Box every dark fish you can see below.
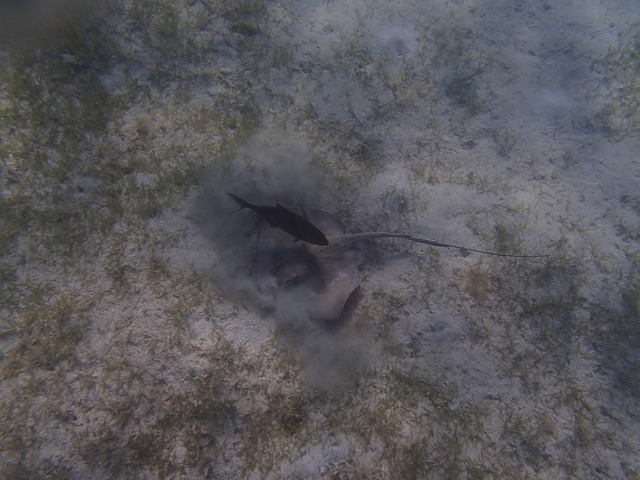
[226,193,329,246]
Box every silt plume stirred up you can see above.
[226,192,329,246]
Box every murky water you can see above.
[1,1,639,478]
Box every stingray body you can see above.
[252,206,547,326]
[227,193,329,246]
[255,208,362,325]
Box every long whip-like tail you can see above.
[326,232,549,258]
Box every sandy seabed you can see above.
[1,0,639,478]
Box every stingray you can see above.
[252,206,547,326]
